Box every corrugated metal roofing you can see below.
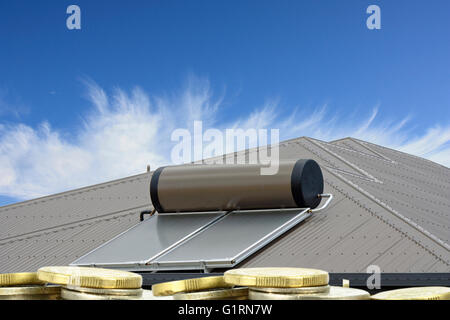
[0,174,152,273]
[0,137,449,273]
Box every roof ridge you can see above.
[328,137,352,144]
[338,137,394,161]
[305,137,383,183]
[352,138,450,172]
[327,139,396,164]
[330,137,450,185]
[324,165,381,183]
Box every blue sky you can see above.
[1,0,450,205]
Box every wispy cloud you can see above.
[0,76,449,201]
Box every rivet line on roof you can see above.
[360,161,450,188]
[359,140,449,175]
[0,174,150,213]
[388,149,447,173]
[298,140,389,213]
[306,138,383,183]
[334,141,450,187]
[296,139,353,174]
[324,169,450,266]
[354,165,450,189]
[377,197,450,221]
[370,174,450,202]
[247,177,437,272]
[339,138,393,162]
[326,166,380,183]
[0,210,139,246]
[328,140,396,164]
[2,217,138,265]
[342,180,449,258]
[356,178,450,209]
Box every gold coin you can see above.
[64,284,143,296]
[249,286,370,300]
[61,288,130,300]
[0,286,61,300]
[37,266,142,289]
[224,268,329,288]
[174,287,248,300]
[61,288,172,300]
[0,294,60,300]
[371,287,450,300]
[152,276,232,296]
[250,285,330,294]
[0,272,45,286]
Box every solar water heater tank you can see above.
[150,159,324,213]
[72,159,330,270]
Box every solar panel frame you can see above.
[70,208,310,272]
[70,211,227,268]
[149,208,311,271]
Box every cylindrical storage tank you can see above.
[150,159,324,213]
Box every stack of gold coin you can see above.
[153,275,246,300]
[371,287,450,300]
[0,272,61,300]
[37,266,145,300]
[224,267,370,300]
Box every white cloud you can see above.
[0,77,226,200]
[0,77,449,201]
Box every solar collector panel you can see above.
[151,208,310,270]
[71,212,226,267]
[70,208,310,271]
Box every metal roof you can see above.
[0,137,449,273]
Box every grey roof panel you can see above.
[0,173,151,241]
[238,174,449,272]
[323,139,450,245]
[0,211,139,273]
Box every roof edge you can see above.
[0,172,151,211]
